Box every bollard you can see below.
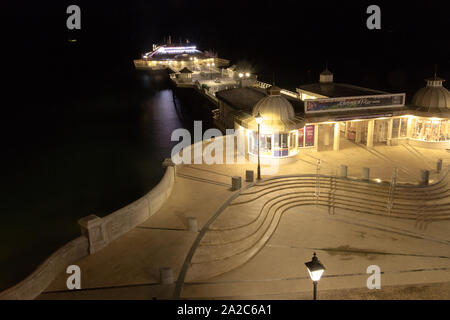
[187,217,198,232]
[420,170,430,185]
[362,167,370,180]
[162,158,176,179]
[231,176,242,190]
[160,267,174,285]
[437,159,443,173]
[245,170,254,182]
[340,165,348,178]
[162,158,175,167]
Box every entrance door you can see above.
[374,119,389,144]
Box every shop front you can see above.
[248,130,300,158]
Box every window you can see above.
[273,133,289,157]
[289,132,297,149]
[400,118,408,137]
[249,131,257,154]
[392,119,400,138]
[260,134,272,155]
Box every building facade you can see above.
[216,68,450,161]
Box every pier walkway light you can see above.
[305,252,326,300]
[245,72,250,77]
[255,112,264,180]
[239,73,244,78]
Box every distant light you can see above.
[245,72,250,77]
[374,178,382,183]
[239,73,244,78]
[212,63,215,66]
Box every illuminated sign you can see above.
[304,93,405,113]
[144,46,200,58]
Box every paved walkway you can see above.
[38,142,450,299]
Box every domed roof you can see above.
[236,86,304,132]
[412,75,450,112]
[252,88,295,121]
[246,86,303,131]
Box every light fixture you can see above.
[255,113,263,125]
[239,73,244,78]
[305,252,325,300]
[245,72,250,77]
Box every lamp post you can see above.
[255,112,263,180]
[305,252,325,300]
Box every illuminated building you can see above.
[134,40,229,72]
[216,67,450,161]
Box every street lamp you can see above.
[305,252,325,300]
[255,112,263,180]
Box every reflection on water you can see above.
[0,73,199,291]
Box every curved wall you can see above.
[0,165,176,300]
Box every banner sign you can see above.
[298,128,304,147]
[304,125,315,147]
[304,93,405,113]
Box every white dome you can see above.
[412,76,450,112]
[252,87,295,121]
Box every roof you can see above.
[250,95,297,131]
[412,84,450,113]
[297,82,388,98]
[179,67,193,73]
[216,87,305,131]
[216,87,304,114]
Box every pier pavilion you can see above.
[134,42,229,72]
[216,68,450,161]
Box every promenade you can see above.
[38,140,450,299]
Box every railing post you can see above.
[387,167,398,215]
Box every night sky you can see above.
[1,1,448,146]
[2,1,449,104]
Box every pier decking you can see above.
[37,141,450,300]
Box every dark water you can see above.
[0,67,201,291]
